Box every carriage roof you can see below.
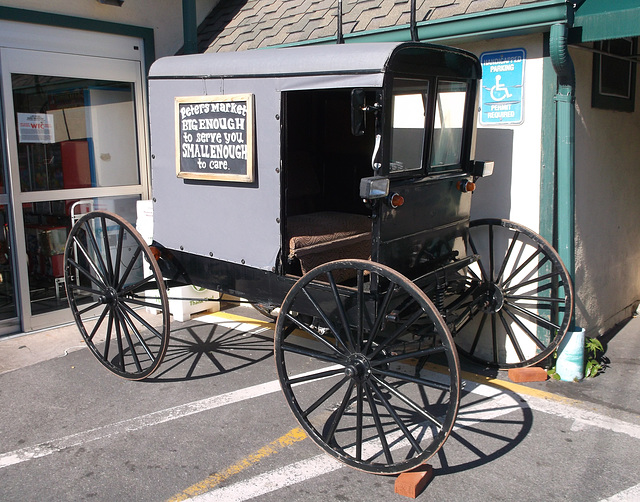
[149,42,481,82]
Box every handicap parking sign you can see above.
[480,49,525,125]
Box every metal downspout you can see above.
[549,23,576,322]
[182,0,198,54]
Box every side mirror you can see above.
[351,88,366,136]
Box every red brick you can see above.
[394,464,434,498]
[508,367,548,383]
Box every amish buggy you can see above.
[64,42,573,474]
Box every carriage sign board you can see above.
[480,49,525,125]
[175,93,255,182]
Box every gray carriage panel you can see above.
[149,76,282,270]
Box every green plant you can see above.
[584,337,604,378]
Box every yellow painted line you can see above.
[167,427,308,502]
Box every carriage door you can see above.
[376,77,473,279]
[1,47,149,332]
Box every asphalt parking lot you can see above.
[1,306,640,501]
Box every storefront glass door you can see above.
[1,48,149,332]
[0,119,20,335]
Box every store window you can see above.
[592,38,637,112]
[12,75,140,192]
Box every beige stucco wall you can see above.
[0,0,219,58]
[572,45,640,335]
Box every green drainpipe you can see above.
[182,0,198,54]
[549,22,576,325]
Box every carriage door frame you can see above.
[0,42,150,333]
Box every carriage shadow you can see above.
[143,320,274,383]
[432,384,534,475]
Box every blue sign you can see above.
[480,49,526,125]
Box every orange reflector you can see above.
[456,180,476,193]
[390,193,405,208]
[149,246,161,261]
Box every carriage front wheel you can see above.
[449,219,574,369]
[64,211,170,380]
[274,259,460,474]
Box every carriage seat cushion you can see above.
[287,211,371,274]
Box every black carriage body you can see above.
[148,42,482,303]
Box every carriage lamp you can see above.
[359,176,389,200]
[471,160,494,177]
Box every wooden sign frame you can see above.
[175,93,255,182]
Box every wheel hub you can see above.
[344,354,371,383]
[480,283,504,313]
[102,287,119,306]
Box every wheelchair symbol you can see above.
[490,75,512,101]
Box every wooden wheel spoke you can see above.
[115,308,143,372]
[468,234,488,282]
[284,312,346,358]
[301,375,350,418]
[323,380,355,446]
[502,249,545,289]
[502,271,563,295]
[120,274,159,297]
[363,382,394,465]
[287,367,345,386]
[368,379,422,453]
[281,341,345,366]
[82,221,111,283]
[100,216,115,280]
[77,300,104,317]
[363,281,397,353]
[120,307,156,361]
[505,300,561,332]
[119,301,165,340]
[301,287,350,353]
[87,306,110,342]
[102,310,114,361]
[372,366,451,393]
[327,271,356,352]
[468,312,487,356]
[372,375,444,430]
[71,237,110,289]
[355,384,364,461]
[494,230,520,284]
[497,311,526,362]
[503,306,547,351]
[370,345,445,368]
[116,245,143,291]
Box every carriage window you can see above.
[390,80,428,173]
[431,81,467,170]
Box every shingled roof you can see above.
[197,0,547,53]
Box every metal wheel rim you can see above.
[274,259,460,474]
[450,218,574,369]
[64,210,170,380]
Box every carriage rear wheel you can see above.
[274,259,460,474]
[64,211,170,380]
[449,219,574,369]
